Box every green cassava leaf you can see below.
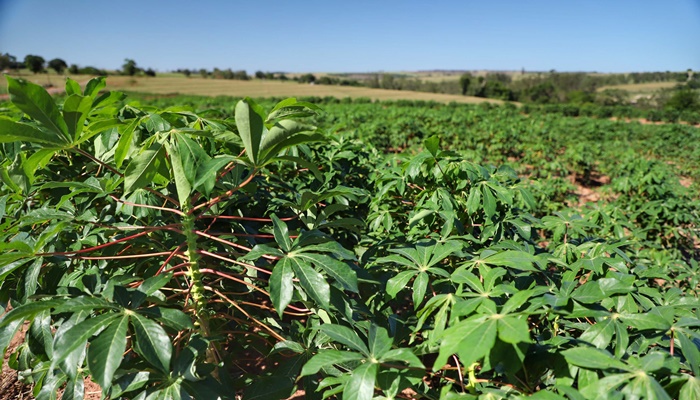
[424,135,440,158]
[435,316,497,370]
[290,258,330,310]
[318,324,369,355]
[270,258,295,317]
[131,313,173,372]
[236,98,265,165]
[53,313,120,370]
[87,314,129,391]
[343,361,377,400]
[300,350,365,376]
[62,94,92,140]
[562,347,630,371]
[6,76,70,142]
[0,118,68,147]
[124,142,167,193]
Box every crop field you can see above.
[1,78,699,399]
[106,75,503,104]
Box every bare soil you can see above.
[1,315,31,400]
[567,172,612,207]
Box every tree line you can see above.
[0,52,156,78]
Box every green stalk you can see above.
[181,201,211,341]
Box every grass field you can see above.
[104,76,505,103]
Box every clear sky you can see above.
[0,0,698,73]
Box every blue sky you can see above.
[0,0,698,73]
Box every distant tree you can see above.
[48,58,68,74]
[122,59,138,76]
[24,54,45,74]
[523,81,556,104]
[0,53,16,71]
[380,74,395,89]
[265,72,275,80]
[233,70,249,80]
[367,74,380,88]
[68,64,80,74]
[80,66,107,75]
[255,70,265,79]
[278,73,289,81]
[665,87,700,111]
[199,68,208,78]
[566,90,595,104]
[144,68,156,77]
[459,73,472,95]
[221,69,234,79]
[182,69,191,77]
[298,73,316,84]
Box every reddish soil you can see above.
[567,173,612,208]
[1,324,32,400]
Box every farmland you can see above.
[0,73,502,104]
[1,78,699,399]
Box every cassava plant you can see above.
[0,76,353,399]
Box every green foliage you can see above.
[122,58,138,76]
[23,54,45,74]
[47,58,68,75]
[665,87,700,112]
[0,80,698,400]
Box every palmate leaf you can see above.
[0,118,69,147]
[259,120,315,155]
[192,155,237,196]
[6,76,70,143]
[137,307,193,331]
[368,324,393,357]
[62,94,92,140]
[131,313,173,373]
[124,142,168,193]
[289,257,331,310]
[386,270,417,298]
[496,315,531,344]
[235,98,265,165]
[52,313,121,372]
[343,362,378,400]
[294,252,359,293]
[435,316,497,370]
[88,314,129,391]
[270,258,295,317]
[258,133,326,166]
[266,98,322,124]
[301,350,365,377]
[580,318,615,349]
[482,250,539,271]
[680,377,700,400]
[271,214,293,252]
[319,324,370,355]
[166,140,191,204]
[562,347,630,371]
[174,132,210,184]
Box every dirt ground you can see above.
[1,324,32,400]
